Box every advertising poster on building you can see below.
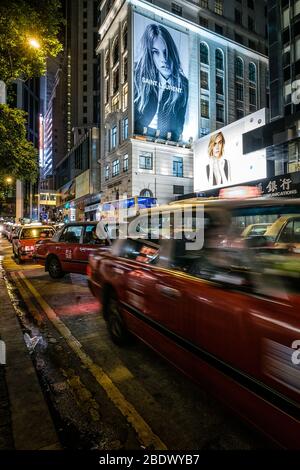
[133,13,189,142]
[194,109,267,191]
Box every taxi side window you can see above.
[279,221,293,243]
[119,239,159,264]
[60,226,82,243]
[83,225,107,245]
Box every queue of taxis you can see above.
[33,221,110,278]
[12,224,56,263]
[87,197,300,448]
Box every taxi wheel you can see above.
[48,257,65,279]
[16,250,23,264]
[106,293,130,346]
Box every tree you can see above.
[0,104,38,181]
[0,0,63,83]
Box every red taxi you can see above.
[88,198,300,448]
[12,224,56,263]
[34,221,110,278]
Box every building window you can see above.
[122,23,128,51]
[140,188,153,198]
[139,152,153,170]
[112,159,120,177]
[236,83,244,101]
[123,55,128,83]
[200,42,209,64]
[123,84,128,110]
[105,165,109,180]
[236,108,244,119]
[215,49,224,70]
[201,98,209,118]
[249,62,256,82]
[113,68,119,94]
[235,9,242,25]
[112,95,119,112]
[215,0,223,15]
[123,154,128,172]
[105,51,110,76]
[235,57,243,77]
[282,8,290,29]
[200,127,210,137]
[200,0,208,7]
[248,16,254,32]
[249,87,256,106]
[171,3,182,16]
[111,125,117,149]
[215,24,223,35]
[216,75,223,95]
[173,157,183,177]
[123,117,128,139]
[105,78,110,104]
[247,0,254,9]
[112,38,119,66]
[216,103,224,122]
[173,185,184,195]
[200,17,208,28]
[200,70,209,89]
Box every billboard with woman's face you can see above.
[194,109,267,191]
[133,13,189,142]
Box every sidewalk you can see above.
[0,238,60,450]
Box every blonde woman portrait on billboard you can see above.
[134,23,189,141]
[206,132,231,186]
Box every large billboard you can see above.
[194,109,267,191]
[133,13,189,142]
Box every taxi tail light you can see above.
[86,264,92,278]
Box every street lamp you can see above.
[28,38,41,50]
[5,177,13,184]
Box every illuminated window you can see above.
[201,98,209,118]
[111,126,117,149]
[215,0,223,15]
[123,154,128,172]
[123,117,128,140]
[200,70,209,89]
[200,43,209,64]
[112,95,119,112]
[249,62,256,82]
[105,165,109,180]
[112,159,120,177]
[215,49,224,70]
[123,84,128,110]
[235,57,243,78]
[139,152,153,170]
[173,157,183,177]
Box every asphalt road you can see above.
[1,237,272,450]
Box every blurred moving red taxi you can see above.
[88,197,300,448]
[12,224,55,263]
[34,221,110,278]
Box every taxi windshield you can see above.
[21,227,54,239]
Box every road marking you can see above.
[11,272,44,327]
[17,271,167,450]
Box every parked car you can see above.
[33,221,110,278]
[12,225,56,263]
[88,197,300,448]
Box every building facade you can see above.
[97,0,268,205]
[243,0,300,190]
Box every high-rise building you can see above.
[243,0,300,194]
[97,0,268,205]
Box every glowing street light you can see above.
[6,177,13,184]
[28,38,40,49]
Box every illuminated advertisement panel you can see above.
[133,12,189,142]
[194,109,267,191]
